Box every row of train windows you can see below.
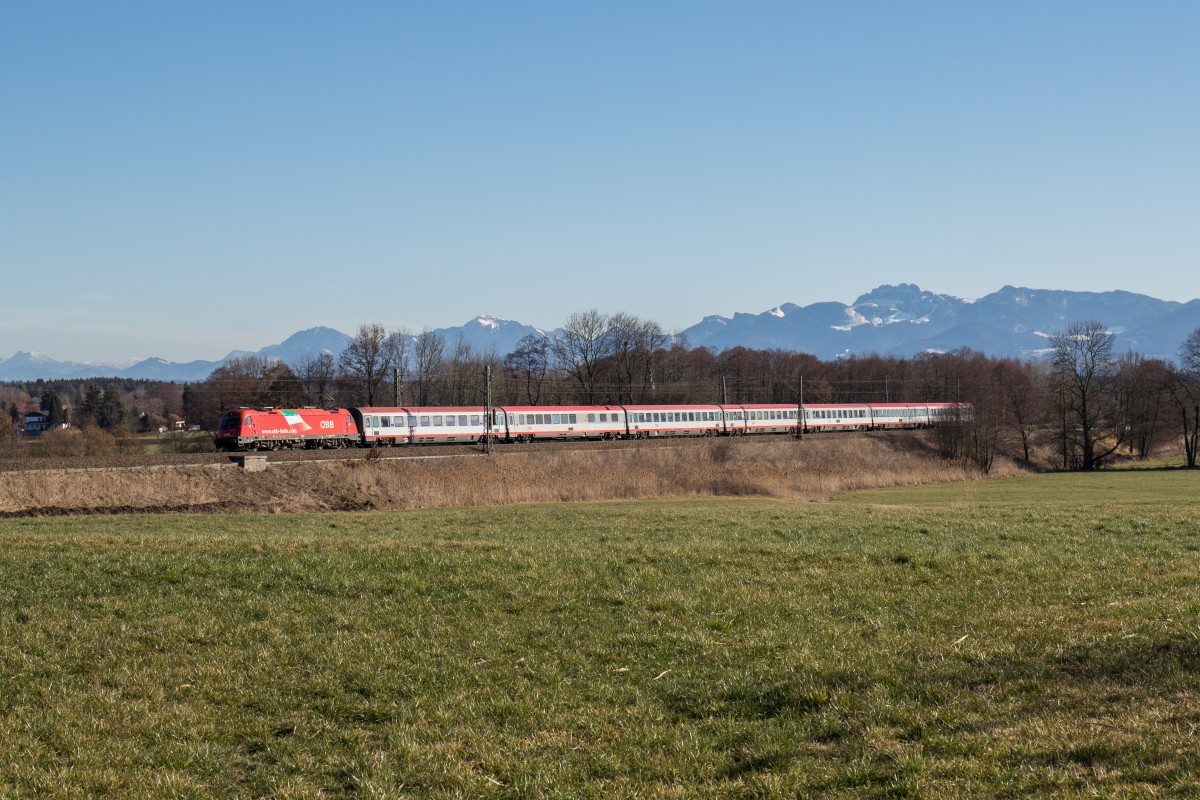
[744,410,799,421]
[371,415,481,428]
[511,413,583,426]
[634,411,717,423]
[728,410,799,422]
[807,409,867,419]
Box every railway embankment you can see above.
[0,433,1028,517]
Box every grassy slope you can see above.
[2,472,1199,797]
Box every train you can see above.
[215,402,969,451]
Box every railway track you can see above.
[0,429,919,476]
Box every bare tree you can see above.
[292,351,337,406]
[552,310,613,404]
[338,324,400,406]
[504,333,550,405]
[444,333,479,405]
[1166,327,1200,468]
[993,358,1043,463]
[413,327,446,405]
[1116,355,1169,459]
[607,313,668,403]
[1048,319,1125,470]
[384,328,412,405]
[194,356,302,428]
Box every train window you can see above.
[518,415,525,425]
[470,415,480,426]
[588,414,596,423]
[613,413,621,422]
[431,416,442,426]
[419,416,430,427]
[459,415,468,426]
[407,415,417,427]
[446,416,456,426]
[536,414,544,425]
[551,414,560,424]
[381,416,391,427]
[569,414,577,424]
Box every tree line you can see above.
[3,378,185,434]
[175,312,1200,472]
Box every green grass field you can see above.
[2,471,1199,797]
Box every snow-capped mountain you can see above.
[3,286,1198,381]
[680,284,1192,360]
[434,316,545,358]
[221,327,353,366]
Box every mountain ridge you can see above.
[3,285,1197,382]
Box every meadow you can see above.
[1,470,1198,797]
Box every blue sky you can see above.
[3,2,1198,362]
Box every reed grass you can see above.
[1,434,1016,516]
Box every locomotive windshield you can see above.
[218,412,240,430]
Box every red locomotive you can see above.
[215,407,359,451]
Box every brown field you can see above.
[0,433,1025,516]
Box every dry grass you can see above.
[0,434,1024,516]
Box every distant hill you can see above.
[681,284,1193,361]
[3,286,1197,382]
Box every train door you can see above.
[491,408,508,442]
